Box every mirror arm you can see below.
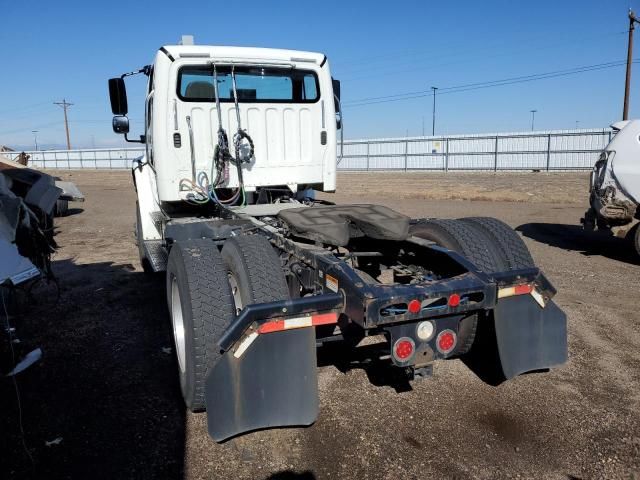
[120,65,152,79]
[125,133,146,144]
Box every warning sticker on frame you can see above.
[325,274,339,293]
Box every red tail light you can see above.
[393,337,415,362]
[436,329,457,354]
[407,299,421,314]
[448,294,461,307]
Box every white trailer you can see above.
[108,38,567,442]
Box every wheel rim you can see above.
[170,276,186,374]
[228,272,243,315]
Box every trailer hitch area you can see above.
[205,293,343,442]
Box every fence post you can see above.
[546,133,552,171]
[404,139,408,171]
[494,135,499,172]
[108,150,112,169]
[444,137,449,172]
[366,141,370,171]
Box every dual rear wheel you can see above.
[166,235,289,412]
[167,217,534,409]
[409,217,535,356]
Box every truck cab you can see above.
[109,42,341,258]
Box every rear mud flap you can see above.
[205,327,318,442]
[494,295,567,379]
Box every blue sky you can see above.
[1,0,638,149]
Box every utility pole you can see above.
[431,86,438,136]
[623,10,640,120]
[31,130,38,151]
[54,98,73,149]
[530,109,537,131]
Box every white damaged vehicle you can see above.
[584,120,640,256]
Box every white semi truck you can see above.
[583,120,640,256]
[108,39,567,442]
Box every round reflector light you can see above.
[408,299,421,314]
[416,320,435,341]
[448,293,461,307]
[437,329,457,354]
[393,337,415,361]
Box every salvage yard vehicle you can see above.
[108,38,568,442]
[583,120,640,257]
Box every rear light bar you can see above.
[498,283,545,307]
[257,312,338,334]
[234,312,339,359]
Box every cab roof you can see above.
[159,45,326,65]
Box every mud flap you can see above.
[494,295,567,379]
[205,327,319,442]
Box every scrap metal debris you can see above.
[0,152,84,301]
[0,156,60,287]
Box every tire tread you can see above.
[460,217,534,269]
[167,239,234,411]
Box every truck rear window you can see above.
[177,66,319,103]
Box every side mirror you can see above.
[112,115,130,134]
[332,78,341,102]
[332,78,342,130]
[109,78,128,115]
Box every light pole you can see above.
[623,10,640,120]
[530,110,537,131]
[32,130,38,151]
[431,86,438,136]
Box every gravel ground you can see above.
[1,170,639,480]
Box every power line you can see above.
[53,99,73,149]
[0,102,51,115]
[345,60,632,104]
[334,30,628,81]
[343,59,638,108]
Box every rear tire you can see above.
[166,239,235,412]
[460,217,534,269]
[221,235,290,310]
[410,219,508,273]
[409,219,509,355]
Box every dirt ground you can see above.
[1,170,640,480]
